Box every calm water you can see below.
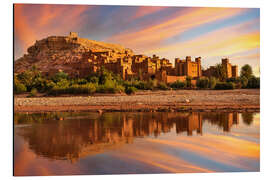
[14,112,260,176]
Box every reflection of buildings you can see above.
[202,112,239,132]
[175,113,202,136]
[15,112,241,162]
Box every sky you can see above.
[14,4,260,76]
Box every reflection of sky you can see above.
[14,4,260,76]
[14,113,260,176]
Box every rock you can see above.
[182,99,190,103]
[14,32,134,78]
[98,109,103,114]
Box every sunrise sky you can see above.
[14,4,260,76]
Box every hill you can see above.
[14,32,134,77]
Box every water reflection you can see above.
[14,112,255,163]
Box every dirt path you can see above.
[14,89,260,113]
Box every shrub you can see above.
[247,76,260,89]
[240,76,248,88]
[44,80,56,91]
[29,88,38,97]
[157,82,169,90]
[77,78,88,85]
[196,77,209,89]
[14,82,27,94]
[16,71,34,91]
[114,85,125,93]
[137,81,148,90]
[185,76,192,88]
[215,82,235,90]
[55,79,70,89]
[96,83,124,93]
[49,83,97,95]
[146,79,158,90]
[125,86,137,95]
[134,80,155,90]
[209,77,217,89]
[87,76,99,84]
[170,80,186,89]
[52,71,69,83]
[69,83,96,94]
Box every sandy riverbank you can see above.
[14,89,260,113]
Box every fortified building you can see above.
[14,32,239,83]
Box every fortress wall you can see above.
[166,76,186,83]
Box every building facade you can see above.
[202,58,238,79]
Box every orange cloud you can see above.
[14,4,38,53]
[107,7,247,52]
[143,19,260,62]
[14,4,90,59]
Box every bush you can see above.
[49,83,97,95]
[96,82,124,93]
[137,81,148,90]
[29,88,38,97]
[16,71,34,91]
[44,80,56,91]
[247,76,260,89]
[240,76,248,88]
[209,77,217,89]
[77,78,88,85]
[147,79,158,90]
[55,79,70,89]
[215,82,235,90]
[14,82,27,94]
[157,82,169,90]
[87,76,99,84]
[185,76,192,88]
[170,80,186,89]
[196,77,209,89]
[52,71,69,83]
[125,86,137,95]
[134,80,155,90]
[70,83,96,94]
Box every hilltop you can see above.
[14,32,134,76]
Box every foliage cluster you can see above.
[14,64,260,95]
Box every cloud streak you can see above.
[143,18,260,64]
[14,4,90,59]
[107,7,248,52]
[14,4,260,74]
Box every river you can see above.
[14,112,260,176]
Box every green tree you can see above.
[247,76,260,89]
[196,77,209,89]
[209,77,217,89]
[186,76,192,88]
[240,64,253,79]
[14,76,27,94]
[213,63,227,81]
[52,71,69,83]
[240,76,248,88]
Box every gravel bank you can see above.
[14,89,260,112]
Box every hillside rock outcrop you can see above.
[15,32,134,77]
